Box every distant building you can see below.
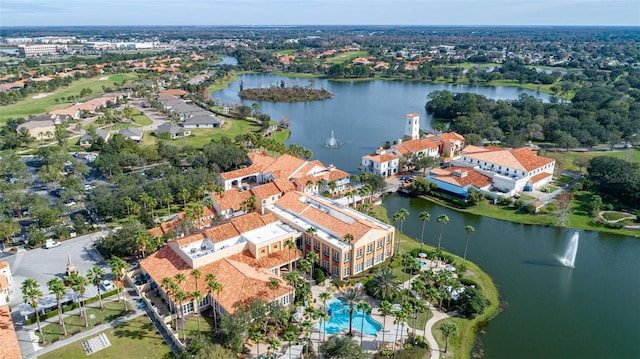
[17,44,67,58]
[154,123,191,139]
[118,127,144,142]
[16,114,62,140]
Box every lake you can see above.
[212,74,639,358]
[211,74,554,172]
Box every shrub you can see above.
[332,278,346,288]
[314,268,326,285]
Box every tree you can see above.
[54,124,70,147]
[319,291,332,342]
[191,290,204,332]
[268,277,281,301]
[87,266,105,310]
[573,157,590,174]
[161,193,174,215]
[66,271,90,327]
[378,301,393,348]
[419,211,431,251]
[107,256,128,311]
[284,238,297,271]
[305,249,319,282]
[356,301,371,347]
[250,331,266,358]
[22,278,44,343]
[556,192,574,226]
[436,214,449,251]
[47,277,68,336]
[367,268,400,301]
[343,233,354,244]
[206,274,223,329]
[440,322,458,353]
[463,225,475,266]
[338,287,365,336]
[392,208,409,257]
[175,289,188,341]
[319,335,368,359]
[393,308,408,352]
[267,336,282,357]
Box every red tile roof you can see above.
[432,166,492,189]
[529,172,552,183]
[363,153,398,163]
[0,305,21,359]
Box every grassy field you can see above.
[141,118,260,150]
[130,109,153,126]
[274,49,296,55]
[37,301,127,344]
[39,316,172,359]
[546,149,640,173]
[0,73,138,123]
[324,51,369,65]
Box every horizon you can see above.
[1,0,638,27]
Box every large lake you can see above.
[211,74,554,172]
[212,74,639,358]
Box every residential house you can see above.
[429,132,465,158]
[183,113,224,129]
[79,129,111,147]
[119,127,144,142]
[16,114,61,140]
[154,123,191,139]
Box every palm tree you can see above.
[356,301,372,347]
[107,256,128,311]
[47,277,68,336]
[343,233,354,244]
[369,267,400,301]
[378,300,393,347]
[250,331,266,357]
[267,336,282,357]
[436,214,449,251]
[305,179,314,193]
[86,266,105,310]
[419,211,431,251]
[440,322,458,353]
[66,272,89,327]
[161,193,173,215]
[207,277,223,329]
[268,278,280,301]
[318,291,332,342]
[283,330,296,358]
[392,208,409,257]
[393,308,408,352]
[178,188,190,211]
[298,259,312,280]
[338,287,365,336]
[284,238,297,271]
[161,277,177,329]
[174,289,187,341]
[191,269,202,293]
[284,271,301,304]
[174,272,187,289]
[122,196,135,221]
[305,226,318,251]
[463,225,475,266]
[21,278,44,343]
[305,250,319,282]
[191,290,203,332]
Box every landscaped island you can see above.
[239,85,334,102]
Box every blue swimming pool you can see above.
[321,300,382,335]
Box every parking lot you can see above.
[2,229,111,308]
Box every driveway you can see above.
[2,229,111,308]
[128,98,168,131]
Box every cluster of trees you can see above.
[587,156,640,207]
[239,85,334,102]
[426,83,639,148]
[0,73,79,105]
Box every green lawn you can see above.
[547,149,640,173]
[274,49,296,55]
[324,51,369,65]
[37,301,128,344]
[131,110,153,126]
[0,73,138,123]
[38,316,172,359]
[141,118,260,150]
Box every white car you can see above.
[100,280,116,292]
[45,240,61,249]
[64,200,77,207]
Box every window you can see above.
[386,235,391,244]
[305,237,311,245]
[333,266,339,276]
[315,241,320,250]
[344,253,351,263]
[324,247,329,256]
[261,249,266,254]
[355,262,364,273]
[375,254,384,263]
[273,244,278,250]
[377,240,383,249]
[344,267,350,277]
[356,248,363,259]
[385,249,390,257]
[366,258,374,268]
[199,296,209,308]
[281,294,290,306]
[333,252,339,262]
[324,260,329,270]
[182,301,194,315]
[367,244,373,254]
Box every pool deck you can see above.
[242,269,453,359]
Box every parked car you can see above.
[64,200,77,207]
[100,280,116,292]
[45,239,61,249]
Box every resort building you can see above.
[17,44,68,57]
[448,145,556,196]
[15,114,62,140]
[0,262,20,359]
[140,212,299,317]
[361,148,400,177]
[218,152,351,196]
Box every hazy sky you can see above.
[1,0,638,27]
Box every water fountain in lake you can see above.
[559,231,579,268]
[325,130,340,149]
